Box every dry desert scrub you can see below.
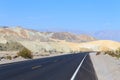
[17,48,33,59]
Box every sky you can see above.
[0,0,120,32]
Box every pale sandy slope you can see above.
[18,40,81,53]
[79,40,120,51]
[18,40,120,53]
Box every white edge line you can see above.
[70,54,88,80]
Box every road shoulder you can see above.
[90,52,120,80]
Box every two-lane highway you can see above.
[0,53,98,80]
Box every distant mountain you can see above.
[0,26,96,43]
[0,26,96,53]
[51,32,95,42]
[90,31,120,41]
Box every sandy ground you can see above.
[0,51,72,65]
[90,53,120,80]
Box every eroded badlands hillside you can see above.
[0,26,120,59]
[0,26,96,53]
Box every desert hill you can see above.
[0,26,120,58]
[79,40,120,51]
[0,26,96,43]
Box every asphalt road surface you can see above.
[0,53,98,80]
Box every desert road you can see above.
[0,52,98,80]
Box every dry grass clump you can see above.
[6,56,12,60]
[96,52,101,55]
[104,48,120,58]
[115,48,120,58]
[95,47,120,59]
[17,48,33,59]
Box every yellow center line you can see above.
[53,60,58,62]
[32,65,42,69]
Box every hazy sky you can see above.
[0,0,120,32]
